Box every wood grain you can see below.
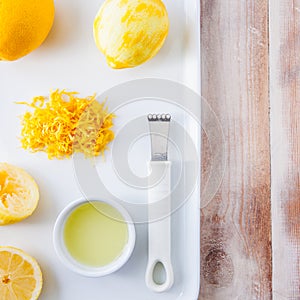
[199,1,271,299]
[270,1,300,299]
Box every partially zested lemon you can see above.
[93,0,169,69]
[0,163,39,225]
[0,247,43,300]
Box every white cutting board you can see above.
[0,0,201,299]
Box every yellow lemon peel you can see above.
[18,90,115,159]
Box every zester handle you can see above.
[145,161,174,293]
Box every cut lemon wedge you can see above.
[0,163,39,225]
[0,247,43,300]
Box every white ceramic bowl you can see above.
[53,198,136,277]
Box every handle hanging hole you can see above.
[153,261,167,285]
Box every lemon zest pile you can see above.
[18,90,115,159]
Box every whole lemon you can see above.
[94,0,169,69]
[0,0,55,61]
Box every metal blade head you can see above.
[148,114,171,161]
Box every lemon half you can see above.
[0,163,39,225]
[94,0,169,69]
[0,247,43,300]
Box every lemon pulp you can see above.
[64,202,128,267]
[0,163,39,225]
[0,247,43,300]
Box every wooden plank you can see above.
[270,1,300,299]
[199,1,271,299]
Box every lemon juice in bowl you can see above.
[64,202,128,267]
[53,199,136,276]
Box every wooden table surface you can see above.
[199,1,299,299]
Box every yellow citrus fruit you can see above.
[93,0,169,69]
[0,163,39,225]
[0,247,43,300]
[0,0,55,61]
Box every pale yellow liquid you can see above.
[64,202,128,267]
